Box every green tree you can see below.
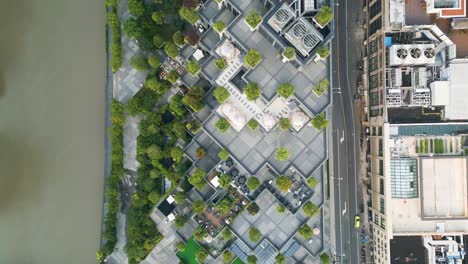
[192,199,206,214]
[174,215,188,228]
[173,31,185,46]
[153,33,165,48]
[316,46,330,58]
[164,42,180,58]
[247,255,257,264]
[105,0,119,7]
[148,55,160,68]
[311,112,329,130]
[277,83,295,98]
[215,118,231,133]
[169,94,187,117]
[215,58,227,69]
[243,83,261,101]
[187,60,201,75]
[278,118,292,131]
[283,47,296,60]
[247,119,259,130]
[195,147,206,159]
[275,147,291,161]
[126,88,160,116]
[275,253,286,264]
[130,55,150,71]
[214,86,230,103]
[165,70,179,84]
[246,177,260,190]
[189,168,206,189]
[213,21,226,32]
[148,191,161,204]
[218,173,231,188]
[193,226,208,242]
[179,6,200,24]
[223,250,233,263]
[196,248,208,263]
[248,227,262,242]
[221,228,233,240]
[128,0,144,17]
[298,224,313,239]
[244,49,262,68]
[176,241,186,251]
[123,18,140,39]
[183,86,205,112]
[218,149,229,160]
[277,204,286,213]
[151,11,165,24]
[174,191,186,204]
[217,197,233,214]
[275,176,292,192]
[171,146,184,163]
[313,78,330,96]
[320,253,331,264]
[247,202,260,215]
[107,12,120,27]
[303,201,319,216]
[245,11,262,29]
[314,5,332,26]
[307,177,318,188]
[145,77,169,94]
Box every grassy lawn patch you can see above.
[232,257,245,264]
[177,237,201,264]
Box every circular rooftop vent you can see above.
[293,22,307,38]
[424,48,435,58]
[396,48,408,59]
[303,33,318,48]
[275,8,291,24]
[410,48,421,59]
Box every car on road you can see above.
[359,204,364,213]
[354,215,360,228]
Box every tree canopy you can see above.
[215,58,227,70]
[244,49,262,68]
[311,112,329,130]
[169,94,187,117]
[320,253,332,264]
[275,253,286,264]
[246,177,260,190]
[195,248,208,263]
[303,201,319,216]
[170,146,184,163]
[192,199,206,214]
[247,202,260,215]
[298,224,313,239]
[278,118,292,131]
[145,77,169,94]
[176,241,186,251]
[165,70,180,84]
[275,175,292,192]
[164,42,180,58]
[128,0,144,17]
[148,55,160,68]
[130,55,150,71]
[187,60,201,76]
[174,215,187,228]
[173,31,185,46]
[245,11,262,29]
[247,255,257,264]
[151,11,165,24]
[179,6,200,24]
[247,119,259,130]
[221,227,233,241]
[215,118,231,133]
[277,83,295,98]
[223,250,234,262]
[217,197,233,214]
[314,5,332,26]
[213,21,226,33]
[275,147,291,161]
[214,86,230,103]
[316,46,330,58]
[174,191,186,204]
[218,173,231,188]
[248,227,262,242]
[313,78,329,96]
[283,47,296,60]
[243,83,261,101]
[307,177,319,188]
[218,149,229,160]
[189,168,206,189]
[193,226,207,242]
[184,30,200,46]
[183,86,205,112]
[277,204,286,213]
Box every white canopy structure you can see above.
[261,114,277,131]
[221,103,247,131]
[290,111,309,131]
[217,40,239,61]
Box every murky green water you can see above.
[0,0,105,263]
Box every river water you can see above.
[0,0,105,263]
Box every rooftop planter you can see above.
[316,45,330,60]
[244,11,263,31]
[213,86,230,103]
[173,31,185,47]
[313,78,330,96]
[215,117,231,133]
[243,82,261,101]
[165,70,180,84]
[213,20,226,33]
[184,30,200,47]
[311,112,329,130]
[244,49,262,68]
[179,6,200,25]
[282,47,296,62]
[215,58,227,70]
[274,147,291,162]
[187,60,201,76]
[277,82,295,99]
[183,86,205,112]
[313,5,332,28]
[164,42,180,58]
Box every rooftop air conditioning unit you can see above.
[396,48,408,59]
[424,47,435,58]
[410,48,421,59]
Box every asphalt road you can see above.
[330,0,365,262]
